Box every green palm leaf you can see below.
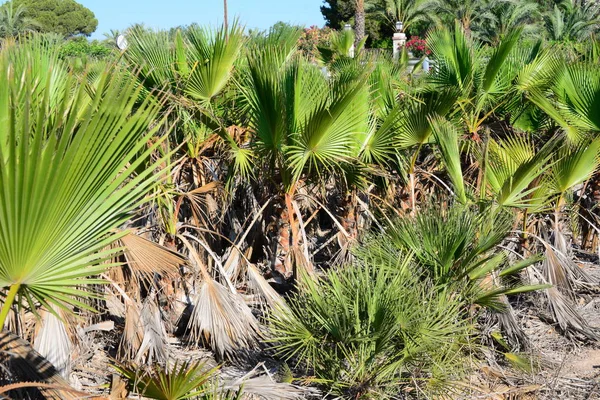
[0,49,166,322]
[430,116,468,204]
[486,135,557,208]
[185,23,244,102]
[550,139,600,194]
[115,360,220,400]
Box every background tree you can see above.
[0,1,39,38]
[322,0,397,45]
[376,0,432,33]
[355,0,366,43]
[542,0,600,42]
[8,0,97,36]
[473,0,540,44]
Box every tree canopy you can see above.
[8,0,97,36]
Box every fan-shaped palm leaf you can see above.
[0,48,167,326]
[430,116,468,203]
[185,23,244,103]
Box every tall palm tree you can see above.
[355,0,366,43]
[543,0,600,42]
[224,0,228,33]
[239,40,371,276]
[429,0,490,36]
[378,0,433,33]
[474,0,541,44]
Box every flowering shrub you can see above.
[298,26,332,61]
[406,36,430,58]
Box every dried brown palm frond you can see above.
[246,263,285,309]
[0,331,79,399]
[551,228,594,289]
[223,199,273,283]
[119,298,144,361]
[33,309,73,379]
[522,231,599,341]
[494,296,529,349]
[220,364,320,399]
[119,230,187,281]
[176,181,222,228]
[178,236,260,359]
[545,287,600,341]
[136,294,169,364]
[542,238,575,295]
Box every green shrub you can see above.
[384,203,545,310]
[58,37,112,59]
[267,254,474,399]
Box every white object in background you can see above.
[423,57,430,72]
[393,21,406,60]
[116,34,128,51]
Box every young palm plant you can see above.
[238,41,371,277]
[268,254,473,399]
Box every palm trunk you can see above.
[355,0,366,45]
[274,190,314,280]
[224,0,229,34]
[463,17,471,38]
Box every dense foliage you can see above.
[58,36,112,59]
[321,0,600,46]
[8,0,97,36]
[0,3,600,399]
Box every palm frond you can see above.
[0,50,167,321]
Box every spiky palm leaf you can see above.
[115,360,221,400]
[242,49,370,191]
[268,259,472,399]
[386,203,547,309]
[0,44,167,325]
[485,135,557,208]
[430,116,468,203]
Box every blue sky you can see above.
[79,0,327,39]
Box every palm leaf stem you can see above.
[0,282,19,328]
[408,144,422,215]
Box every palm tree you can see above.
[429,0,483,36]
[224,0,228,33]
[239,39,371,276]
[377,0,434,33]
[474,0,541,44]
[543,0,600,42]
[0,1,39,39]
[0,42,167,328]
[355,0,366,44]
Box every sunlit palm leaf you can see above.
[549,139,600,194]
[185,23,244,102]
[0,49,166,318]
[430,116,468,203]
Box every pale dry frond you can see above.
[119,298,144,361]
[119,231,187,280]
[546,287,600,341]
[246,263,285,309]
[186,279,260,359]
[33,310,72,379]
[136,295,169,364]
[179,236,260,359]
[221,364,319,399]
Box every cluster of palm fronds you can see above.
[0,17,600,399]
